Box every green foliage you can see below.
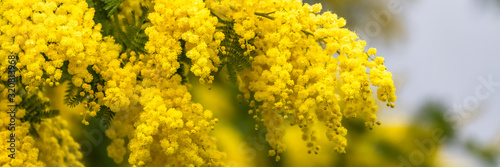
[176,39,191,84]
[103,0,124,16]
[87,0,124,16]
[91,0,149,55]
[86,65,106,96]
[466,141,499,166]
[16,88,60,137]
[64,81,85,108]
[414,101,455,138]
[212,13,254,85]
[216,19,253,69]
[89,0,113,35]
[59,61,73,82]
[61,64,115,122]
[254,11,275,20]
[114,6,150,54]
[1,54,59,137]
[18,94,60,124]
[96,105,115,122]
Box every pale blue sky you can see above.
[307,0,500,165]
[372,0,500,165]
[376,0,500,143]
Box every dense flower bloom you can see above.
[0,0,108,165]
[0,91,83,166]
[207,0,397,157]
[1,0,396,166]
[145,0,222,84]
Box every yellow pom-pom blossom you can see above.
[145,0,222,84]
[0,0,116,90]
[0,0,122,125]
[98,0,226,166]
[207,0,397,157]
[0,122,43,167]
[0,89,83,166]
[0,98,42,166]
[34,116,84,167]
[104,63,225,166]
[0,0,106,165]
[0,0,225,165]
[1,0,397,165]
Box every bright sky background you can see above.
[370,0,500,165]
[375,0,500,143]
[307,0,500,165]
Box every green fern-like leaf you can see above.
[91,0,113,36]
[59,61,72,82]
[226,64,238,85]
[114,6,150,54]
[96,105,115,121]
[39,110,60,119]
[103,0,124,16]
[87,65,106,93]
[18,94,60,124]
[28,123,39,138]
[64,82,84,108]
[211,14,254,85]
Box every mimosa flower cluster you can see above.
[0,92,84,166]
[0,0,396,166]
[208,0,396,158]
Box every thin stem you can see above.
[255,12,275,20]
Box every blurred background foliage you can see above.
[48,0,500,166]
[480,0,500,8]
[304,0,408,44]
[190,73,500,167]
[52,79,500,166]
